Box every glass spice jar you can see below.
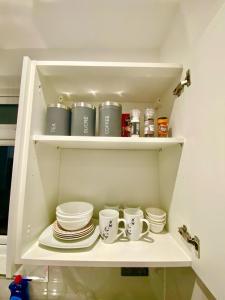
[144,108,155,137]
[130,109,140,137]
[157,117,169,137]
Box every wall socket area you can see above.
[121,268,149,277]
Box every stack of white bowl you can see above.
[145,207,166,233]
[55,202,94,239]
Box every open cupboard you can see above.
[7,59,190,267]
[4,2,225,299]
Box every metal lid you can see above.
[48,103,69,110]
[99,101,122,108]
[72,102,95,110]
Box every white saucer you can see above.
[39,224,100,249]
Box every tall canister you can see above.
[99,101,122,136]
[71,102,96,136]
[46,103,70,135]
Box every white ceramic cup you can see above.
[124,208,150,241]
[99,209,126,243]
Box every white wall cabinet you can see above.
[5,1,225,299]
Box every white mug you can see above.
[124,208,150,241]
[104,204,123,215]
[99,209,126,243]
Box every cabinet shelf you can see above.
[21,232,191,268]
[36,61,183,103]
[33,135,184,150]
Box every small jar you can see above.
[157,117,169,137]
[144,108,155,137]
[130,109,140,137]
[71,102,96,136]
[46,103,70,135]
[121,113,131,137]
[99,101,122,137]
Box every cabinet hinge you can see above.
[178,225,200,258]
[173,69,191,97]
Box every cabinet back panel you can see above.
[58,149,159,215]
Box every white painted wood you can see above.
[0,125,16,140]
[159,2,225,299]
[37,61,182,103]
[0,236,7,245]
[6,58,187,277]
[59,149,160,213]
[0,245,6,275]
[20,232,191,268]
[0,97,19,104]
[33,135,184,150]
[0,140,15,146]
[6,57,33,277]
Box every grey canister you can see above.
[71,102,96,136]
[99,101,122,136]
[46,103,70,135]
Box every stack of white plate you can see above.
[55,201,94,240]
[145,207,166,233]
[53,220,95,240]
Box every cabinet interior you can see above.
[17,62,184,261]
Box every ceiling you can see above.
[0,0,180,94]
[0,0,180,50]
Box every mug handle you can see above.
[116,218,127,239]
[140,218,150,238]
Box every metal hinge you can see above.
[173,69,191,97]
[178,225,200,258]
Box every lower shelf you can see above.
[20,232,191,268]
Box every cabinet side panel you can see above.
[6,57,33,277]
[19,72,60,257]
[159,2,225,298]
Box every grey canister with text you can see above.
[71,102,96,136]
[99,101,122,137]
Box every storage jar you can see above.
[99,101,122,136]
[71,102,96,136]
[46,103,70,135]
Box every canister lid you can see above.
[72,102,96,110]
[48,103,69,110]
[99,101,122,108]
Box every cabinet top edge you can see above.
[30,60,183,69]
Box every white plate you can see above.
[54,227,95,240]
[39,224,100,249]
[53,222,94,236]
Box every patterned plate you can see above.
[53,226,95,240]
[53,226,94,238]
[53,220,94,236]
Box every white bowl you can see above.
[148,218,166,225]
[146,207,166,219]
[57,202,93,216]
[147,216,166,224]
[56,210,92,221]
[150,222,165,234]
[57,216,91,231]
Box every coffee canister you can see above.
[71,102,96,136]
[46,103,70,135]
[99,101,122,136]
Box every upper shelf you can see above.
[36,61,183,103]
[33,135,184,150]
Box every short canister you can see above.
[99,101,122,137]
[71,102,96,136]
[46,103,70,135]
